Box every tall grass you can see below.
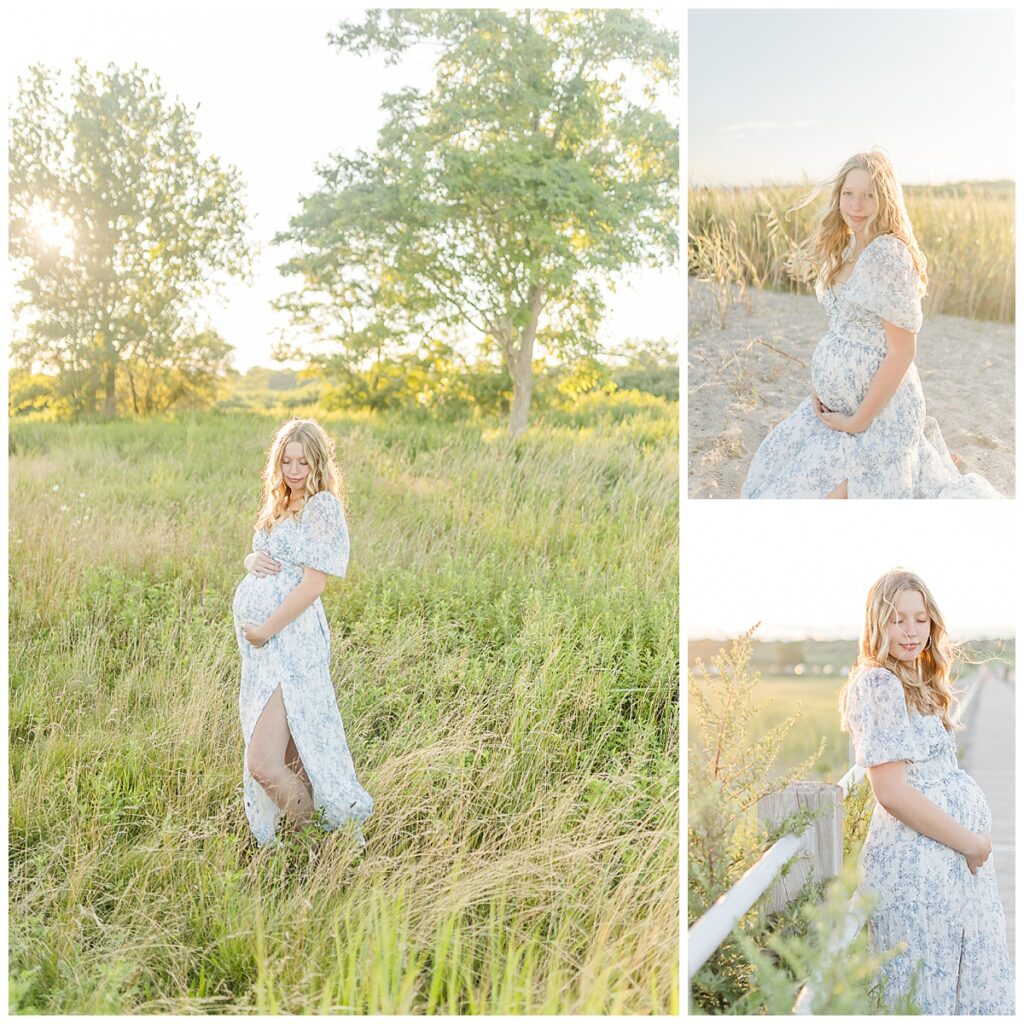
[686,676,847,785]
[689,182,1014,324]
[9,403,679,1013]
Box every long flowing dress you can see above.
[845,667,1014,1014]
[232,489,372,847]
[741,233,1002,498]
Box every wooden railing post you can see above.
[757,781,843,916]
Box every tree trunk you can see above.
[103,357,117,418]
[508,357,534,439]
[100,319,118,418]
[127,367,140,416]
[507,284,544,438]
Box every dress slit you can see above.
[247,679,296,783]
[953,925,966,1012]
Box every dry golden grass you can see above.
[689,182,1014,327]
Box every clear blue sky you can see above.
[689,8,1014,187]
[7,3,680,373]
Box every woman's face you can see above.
[839,168,878,235]
[887,588,931,662]
[281,440,310,494]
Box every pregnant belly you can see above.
[863,771,992,903]
[810,332,882,415]
[912,768,992,834]
[233,573,290,626]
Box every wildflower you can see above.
[52,484,60,492]
[79,492,86,498]
[59,504,68,512]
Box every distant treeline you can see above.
[688,636,1015,673]
[216,339,678,418]
[10,338,677,422]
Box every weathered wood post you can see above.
[757,781,843,916]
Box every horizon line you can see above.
[688,176,1015,191]
[689,631,1016,643]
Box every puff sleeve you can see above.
[845,234,923,333]
[301,490,349,577]
[845,668,917,767]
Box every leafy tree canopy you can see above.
[9,61,252,418]
[275,9,678,435]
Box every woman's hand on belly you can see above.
[248,552,282,578]
[811,391,833,417]
[814,399,867,434]
[241,621,269,648]
[965,831,992,875]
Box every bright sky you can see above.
[686,501,1018,640]
[6,2,680,374]
[688,8,1015,187]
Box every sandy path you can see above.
[687,278,1015,498]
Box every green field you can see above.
[688,663,1008,788]
[9,404,679,1013]
[688,675,848,784]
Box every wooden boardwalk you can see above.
[959,665,1015,961]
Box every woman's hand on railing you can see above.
[964,831,992,875]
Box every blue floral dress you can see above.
[845,667,1014,1013]
[232,489,372,846]
[741,234,1002,498]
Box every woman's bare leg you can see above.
[826,479,848,499]
[247,684,313,827]
[285,732,313,803]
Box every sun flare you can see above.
[28,201,75,258]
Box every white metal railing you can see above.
[687,830,810,980]
[835,762,866,799]
[688,668,988,1013]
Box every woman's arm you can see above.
[244,568,327,646]
[817,320,916,433]
[868,761,987,861]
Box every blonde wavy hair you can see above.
[838,568,962,733]
[253,418,347,534]
[785,148,929,294]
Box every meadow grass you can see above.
[686,675,847,785]
[688,183,1014,325]
[8,402,679,1013]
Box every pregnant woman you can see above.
[742,149,1001,498]
[232,417,372,847]
[839,568,1013,1014]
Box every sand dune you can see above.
[687,278,1015,498]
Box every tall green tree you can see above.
[275,9,678,436]
[9,62,252,418]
